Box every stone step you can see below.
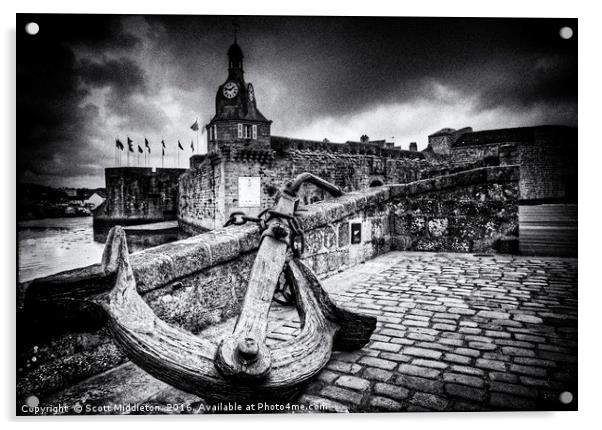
[518,204,577,257]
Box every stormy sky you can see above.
[17,14,577,188]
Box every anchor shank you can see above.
[215,192,297,380]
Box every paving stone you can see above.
[362,367,393,382]
[454,348,481,358]
[409,392,449,411]
[443,353,472,365]
[489,392,536,410]
[513,357,556,368]
[448,307,476,316]
[378,352,413,363]
[490,382,538,398]
[368,396,402,411]
[468,342,497,351]
[513,314,544,324]
[450,365,484,376]
[370,341,402,353]
[411,359,448,370]
[320,386,364,406]
[379,328,406,339]
[334,375,371,392]
[485,330,512,339]
[439,338,464,347]
[501,347,536,357]
[398,364,441,379]
[477,310,511,319]
[443,373,485,388]
[445,383,487,402]
[407,332,436,342]
[403,347,443,360]
[326,360,362,374]
[433,323,457,331]
[373,382,410,400]
[317,370,339,383]
[395,375,443,394]
[489,371,518,383]
[358,356,398,370]
[509,364,547,377]
[475,358,507,371]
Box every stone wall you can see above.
[449,126,577,202]
[18,165,518,401]
[94,167,187,228]
[178,136,432,231]
[390,167,519,252]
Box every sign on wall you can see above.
[238,176,261,207]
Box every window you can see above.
[238,123,257,139]
[211,124,217,140]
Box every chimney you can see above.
[409,142,417,152]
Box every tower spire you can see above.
[233,21,239,43]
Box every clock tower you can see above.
[206,37,272,154]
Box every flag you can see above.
[145,138,151,153]
[178,140,183,150]
[138,145,143,154]
[190,120,199,131]
[162,148,165,156]
[190,140,194,151]
[127,137,134,152]
[115,139,124,150]
[161,139,166,148]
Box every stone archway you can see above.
[369,176,385,188]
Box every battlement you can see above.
[452,125,576,147]
[270,136,425,160]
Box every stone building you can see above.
[178,41,432,233]
[93,167,186,229]
[427,125,577,203]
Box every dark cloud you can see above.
[79,57,147,96]
[17,14,577,187]
[17,14,143,186]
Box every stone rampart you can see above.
[93,167,186,229]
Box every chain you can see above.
[224,208,304,306]
[224,209,305,257]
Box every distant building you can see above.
[427,125,577,203]
[84,192,106,209]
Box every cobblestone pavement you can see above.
[293,252,578,412]
[39,251,577,414]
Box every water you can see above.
[18,217,188,283]
[18,217,105,283]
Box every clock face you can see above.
[223,81,239,99]
[248,84,255,102]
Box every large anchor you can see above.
[93,173,376,404]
